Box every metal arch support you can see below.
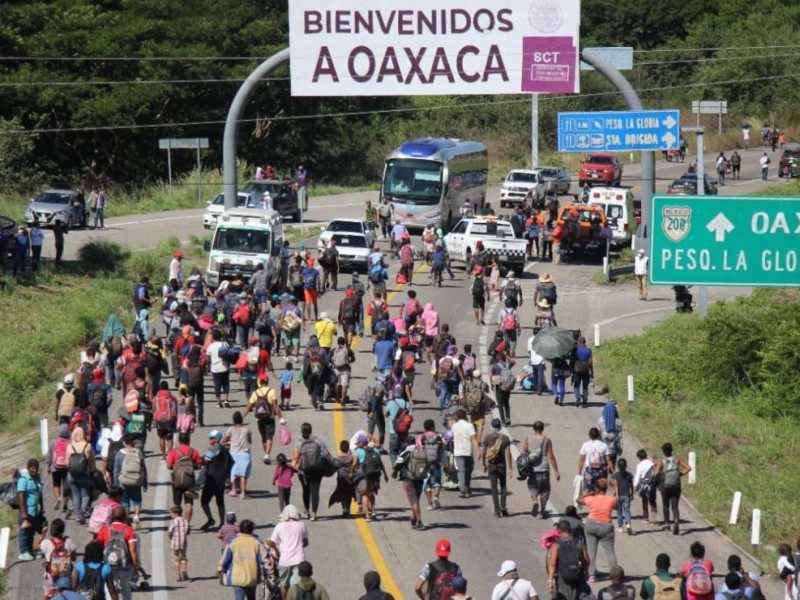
[222,47,290,210]
[580,48,655,244]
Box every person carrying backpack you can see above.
[72,540,119,600]
[153,381,178,460]
[470,267,487,325]
[521,421,561,519]
[680,542,715,600]
[547,519,590,600]
[292,423,331,521]
[85,368,113,429]
[66,427,95,526]
[491,352,516,426]
[330,336,355,404]
[96,507,139,599]
[578,427,613,494]
[533,273,558,311]
[55,373,78,426]
[338,288,359,346]
[166,432,203,524]
[481,419,512,518]
[655,443,691,536]
[497,299,520,356]
[319,240,340,293]
[286,560,331,600]
[360,571,395,600]
[352,437,388,521]
[40,518,77,599]
[414,539,462,600]
[47,424,72,513]
[437,345,464,414]
[501,274,523,310]
[462,371,489,440]
[242,379,281,464]
[597,566,636,600]
[303,337,330,411]
[640,553,681,600]
[113,435,148,529]
[417,420,445,512]
[386,393,414,465]
[633,449,658,524]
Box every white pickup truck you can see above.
[444,217,528,276]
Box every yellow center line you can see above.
[332,260,431,600]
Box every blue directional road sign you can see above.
[558,109,681,153]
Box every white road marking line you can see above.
[595,306,673,327]
[150,460,169,600]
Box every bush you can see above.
[76,240,131,273]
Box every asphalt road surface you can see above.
[8,148,784,600]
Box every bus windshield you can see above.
[212,227,271,254]
[383,159,443,204]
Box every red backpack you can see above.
[401,244,414,266]
[153,392,176,428]
[53,438,70,471]
[404,298,421,317]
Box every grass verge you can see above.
[595,289,800,569]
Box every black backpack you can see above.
[77,563,105,600]
[557,537,585,583]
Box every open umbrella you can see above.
[530,326,575,359]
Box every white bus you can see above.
[381,137,488,231]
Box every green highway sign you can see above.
[650,195,800,286]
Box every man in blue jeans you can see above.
[16,458,45,561]
[571,337,593,407]
[437,345,464,413]
[385,393,413,464]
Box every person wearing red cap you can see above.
[338,288,359,346]
[414,539,462,600]
[169,250,184,286]
[86,367,114,428]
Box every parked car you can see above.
[240,179,301,221]
[24,189,82,229]
[203,192,253,229]
[499,169,545,208]
[578,153,623,187]
[667,172,718,196]
[328,232,371,271]
[778,145,800,178]
[535,166,571,195]
[318,218,375,249]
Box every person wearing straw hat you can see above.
[634,250,649,300]
[535,298,557,328]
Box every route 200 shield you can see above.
[662,206,692,242]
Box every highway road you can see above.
[9,148,786,600]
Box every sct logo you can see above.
[662,206,692,242]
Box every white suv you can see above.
[499,170,545,208]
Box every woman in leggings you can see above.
[654,442,691,535]
[292,423,330,521]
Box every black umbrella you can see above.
[530,326,575,359]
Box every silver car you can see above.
[328,232,371,272]
[534,166,571,196]
[24,189,82,228]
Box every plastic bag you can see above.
[279,420,292,446]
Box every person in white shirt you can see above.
[633,449,657,523]
[759,152,771,180]
[206,329,231,408]
[168,250,184,286]
[527,336,546,395]
[634,249,649,300]
[450,409,481,498]
[29,221,44,271]
[491,560,539,600]
[577,427,613,492]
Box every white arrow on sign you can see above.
[662,115,677,129]
[661,132,677,148]
[706,212,735,242]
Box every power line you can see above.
[3,71,799,136]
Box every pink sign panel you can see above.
[521,36,577,93]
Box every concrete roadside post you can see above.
[39,417,48,456]
[729,490,742,524]
[688,451,696,484]
[627,374,634,402]
[594,324,600,348]
[0,527,9,569]
[751,509,761,545]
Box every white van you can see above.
[204,208,284,289]
[587,186,637,247]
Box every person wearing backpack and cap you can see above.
[47,423,72,513]
[96,507,139,599]
[598,566,636,600]
[533,272,558,312]
[491,560,539,600]
[482,418,512,518]
[242,377,281,464]
[414,539,462,600]
[548,519,591,600]
[66,427,96,525]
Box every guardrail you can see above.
[606,262,634,282]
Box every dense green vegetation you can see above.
[1,0,799,196]
[597,289,800,564]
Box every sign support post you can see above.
[531,93,539,169]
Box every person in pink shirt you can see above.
[272,453,295,512]
[420,303,439,363]
[681,541,715,600]
[268,505,309,600]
